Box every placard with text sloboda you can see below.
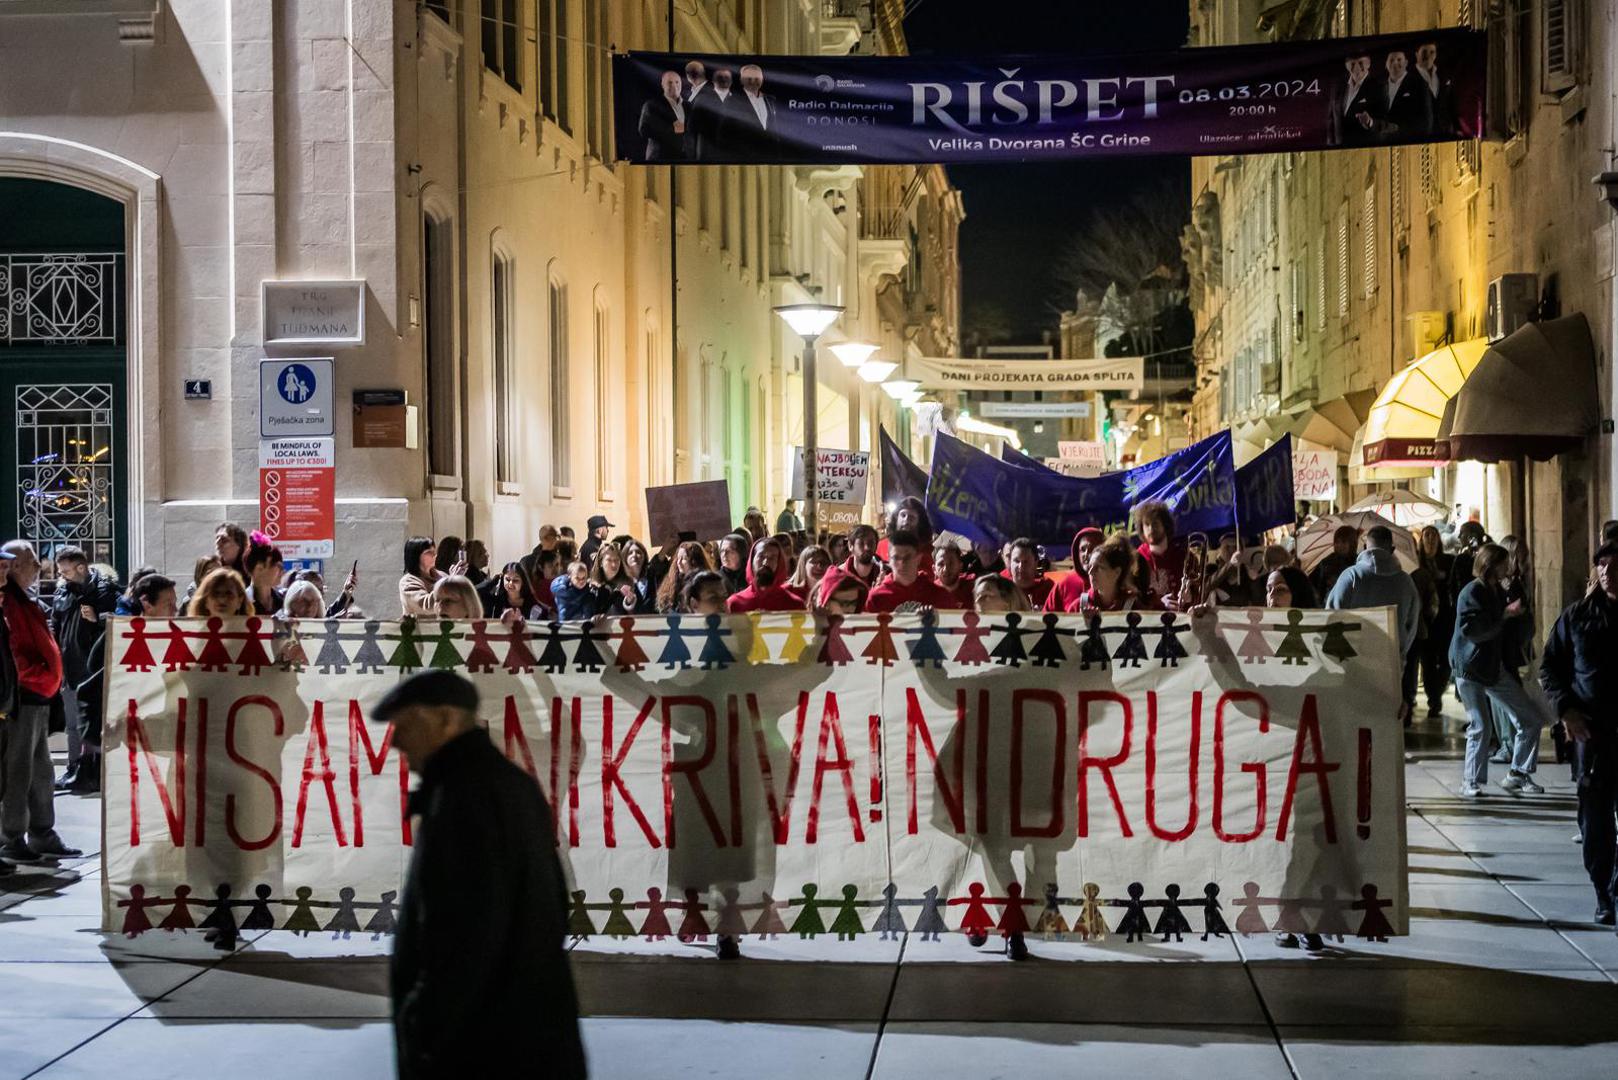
[102,609,1406,944]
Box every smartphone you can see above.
[350,560,359,576]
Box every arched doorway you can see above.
[0,178,128,577]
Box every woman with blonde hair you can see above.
[785,544,831,605]
[186,566,250,618]
[971,574,1030,613]
[430,575,484,620]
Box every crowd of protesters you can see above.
[4,498,1617,962]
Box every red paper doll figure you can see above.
[676,888,711,942]
[233,617,273,675]
[1272,894,1309,934]
[860,613,899,666]
[948,882,996,938]
[817,614,854,665]
[993,882,1035,938]
[161,619,196,671]
[614,617,651,672]
[464,620,501,673]
[120,617,156,671]
[748,892,789,939]
[1233,881,1271,935]
[953,611,991,665]
[637,886,675,940]
[196,617,234,671]
[1352,884,1394,942]
[160,884,197,931]
[118,884,158,937]
[501,622,537,674]
[714,887,748,938]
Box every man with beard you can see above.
[839,524,886,590]
[725,536,801,612]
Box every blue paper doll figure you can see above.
[1112,612,1150,668]
[872,883,908,940]
[698,614,734,669]
[326,886,362,938]
[1079,612,1111,669]
[906,609,949,667]
[659,614,693,669]
[538,621,572,673]
[1030,613,1070,667]
[1153,612,1188,667]
[365,890,397,937]
[990,612,1029,666]
[911,885,949,942]
[315,619,349,673]
[352,620,388,673]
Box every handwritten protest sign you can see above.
[791,447,871,506]
[645,479,734,544]
[1293,447,1339,501]
[102,610,1407,943]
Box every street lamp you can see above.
[881,379,921,400]
[774,302,844,536]
[828,341,879,369]
[857,358,898,383]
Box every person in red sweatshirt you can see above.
[932,541,976,608]
[1000,537,1055,609]
[0,541,79,863]
[867,531,962,613]
[1135,499,1190,610]
[1045,527,1106,613]
[725,537,801,613]
[839,524,886,590]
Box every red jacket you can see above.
[3,582,62,700]
[1000,568,1055,609]
[866,575,963,613]
[726,542,803,613]
[1045,570,1090,613]
[838,555,885,590]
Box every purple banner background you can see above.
[613,29,1485,165]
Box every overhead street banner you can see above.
[911,355,1144,392]
[614,29,1485,165]
[102,612,1407,943]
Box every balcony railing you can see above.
[822,0,864,19]
[862,205,907,240]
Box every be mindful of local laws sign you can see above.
[613,28,1484,165]
[259,437,335,559]
[259,358,333,439]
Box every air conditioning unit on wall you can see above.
[1406,310,1449,356]
[1486,274,1538,341]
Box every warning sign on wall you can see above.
[258,437,335,559]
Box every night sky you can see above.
[902,0,1192,346]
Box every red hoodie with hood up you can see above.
[726,539,802,613]
[1045,527,1106,613]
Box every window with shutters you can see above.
[1455,139,1480,183]
[1542,0,1578,93]
[1391,148,1408,240]
[481,0,521,91]
[492,248,518,488]
[1362,183,1378,299]
[595,299,612,501]
[1420,145,1439,210]
[539,0,570,131]
[1292,250,1307,342]
[549,274,571,492]
[1335,206,1350,318]
[583,0,611,159]
[1487,0,1530,139]
[1329,0,1349,37]
[1315,241,1327,331]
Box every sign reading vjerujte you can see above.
[613,29,1485,165]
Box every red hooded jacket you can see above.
[726,539,802,613]
[3,580,62,701]
[1045,527,1105,613]
[866,572,962,613]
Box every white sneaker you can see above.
[1517,776,1545,794]
[1459,783,1483,798]
[1500,774,1526,792]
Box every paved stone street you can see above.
[3,710,1615,1079]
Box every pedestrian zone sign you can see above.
[260,357,334,438]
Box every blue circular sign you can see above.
[276,363,318,405]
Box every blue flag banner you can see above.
[926,431,1237,547]
[998,442,1056,472]
[1235,433,1297,535]
[879,426,929,507]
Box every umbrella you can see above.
[1346,490,1451,529]
[1295,511,1417,573]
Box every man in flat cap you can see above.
[383,670,586,1079]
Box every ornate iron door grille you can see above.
[16,382,116,567]
[0,253,122,345]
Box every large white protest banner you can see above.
[103,610,1407,943]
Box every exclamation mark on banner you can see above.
[1356,728,1372,839]
[868,713,883,822]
